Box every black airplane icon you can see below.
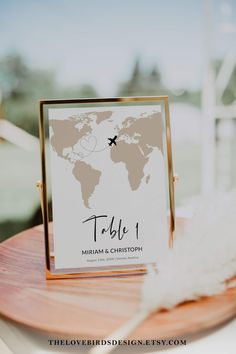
[108,135,118,146]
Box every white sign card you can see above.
[40,98,174,276]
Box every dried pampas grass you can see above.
[90,190,236,354]
[142,190,236,312]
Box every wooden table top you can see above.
[0,220,236,339]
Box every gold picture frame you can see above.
[38,96,176,279]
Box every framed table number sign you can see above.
[38,96,175,279]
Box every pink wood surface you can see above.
[0,220,236,339]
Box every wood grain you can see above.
[0,220,236,339]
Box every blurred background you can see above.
[0,0,235,241]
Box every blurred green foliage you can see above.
[117,58,201,106]
[0,142,40,241]
[214,59,236,105]
[0,53,98,136]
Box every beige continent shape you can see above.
[72,160,101,208]
[111,141,148,190]
[111,112,163,190]
[118,112,163,152]
[50,119,92,157]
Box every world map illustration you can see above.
[49,110,163,208]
